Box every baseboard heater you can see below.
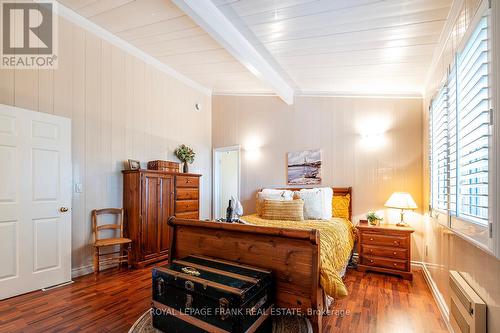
[449,271,486,333]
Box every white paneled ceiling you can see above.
[57,0,453,97]
[57,0,274,93]
[215,0,453,96]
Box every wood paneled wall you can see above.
[0,16,212,274]
[212,95,423,260]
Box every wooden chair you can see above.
[92,208,132,274]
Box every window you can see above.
[429,14,492,246]
[430,86,449,212]
[457,16,490,226]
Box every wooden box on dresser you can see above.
[122,170,201,267]
[356,221,414,280]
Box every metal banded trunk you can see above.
[152,255,274,333]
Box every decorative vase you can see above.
[368,219,380,226]
[183,161,189,173]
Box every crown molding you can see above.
[172,0,295,105]
[213,91,277,97]
[214,90,423,100]
[50,1,212,96]
[297,91,423,99]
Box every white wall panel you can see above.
[0,15,212,273]
[213,95,423,260]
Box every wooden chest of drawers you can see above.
[356,222,414,280]
[122,170,201,267]
[175,175,200,219]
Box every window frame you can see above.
[429,1,496,255]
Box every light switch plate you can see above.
[75,183,83,193]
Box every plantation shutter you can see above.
[430,86,449,211]
[448,63,458,214]
[456,16,491,226]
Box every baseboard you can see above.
[417,261,453,333]
[410,260,422,269]
[71,262,121,278]
[72,265,93,278]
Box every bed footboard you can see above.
[168,218,324,333]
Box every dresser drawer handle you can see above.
[369,249,373,253]
[393,263,398,266]
[393,252,397,255]
[370,259,374,263]
[370,237,374,241]
[394,241,399,245]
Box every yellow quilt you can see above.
[241,214,355,298]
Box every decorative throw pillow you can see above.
[256,190,294,216]
[295,188,333,220]
[261,199,304,221]
[332,194,350,220]
[261,189,294,196]
[319,187,333,218]
[295,189,324,220]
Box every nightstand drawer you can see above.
[361,245,408,259]
[361,232,408,248]
[362,256,407,271]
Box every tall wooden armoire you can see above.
[122,169,201,267]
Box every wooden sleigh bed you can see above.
[167,187,352,333]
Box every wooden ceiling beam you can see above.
[172,0,295,105]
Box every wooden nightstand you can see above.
[356,221,414,280]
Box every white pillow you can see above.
[256,189,294,216]
[296,188,333,220]
[261,189,294,198]
[319,187,333,218]
[295,189,323,220]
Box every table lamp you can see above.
[384,192,417,227]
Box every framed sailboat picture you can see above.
[287,149,322,185]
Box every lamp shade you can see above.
[384,192,417,210]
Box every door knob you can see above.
[60,207,69,213]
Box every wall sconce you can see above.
[357,116,391,151]
[360,132,387,150]
[243,136,262,161]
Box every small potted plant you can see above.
[366,211,383,226]
[175,144,195,173]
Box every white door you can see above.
[0,104,72,300]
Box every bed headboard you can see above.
[260,187,352,221]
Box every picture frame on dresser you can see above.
[126,159,141,170]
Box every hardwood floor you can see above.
[0,266,447,333]
[328,269,448,332]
